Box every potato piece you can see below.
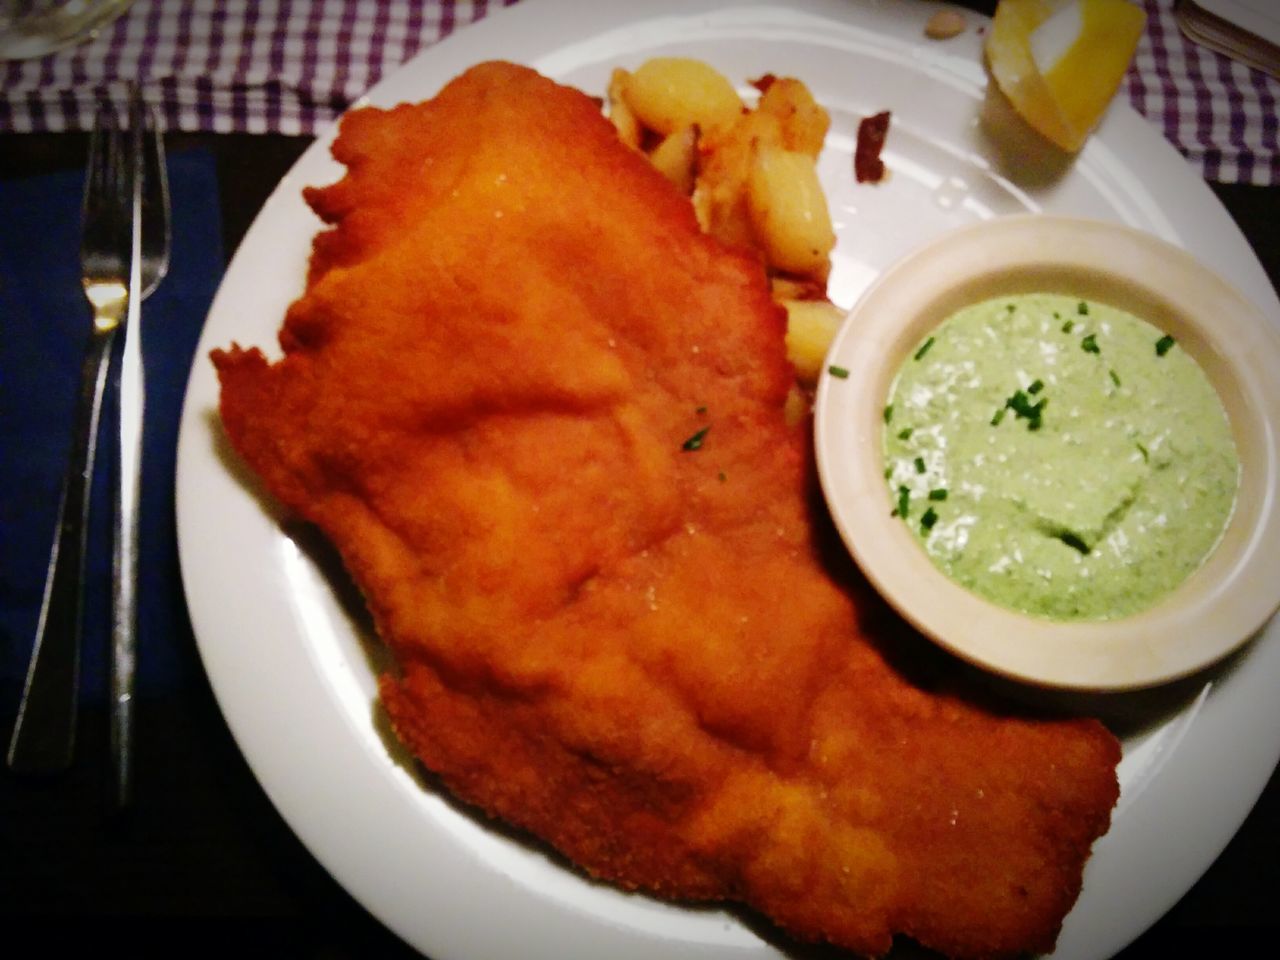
[783,298,845,384]
[693,109,783,249]
[784,383,811,427]
[746,146,834,280]
[624,57,744,136]
[771,275,828,302]
[758,78,830,157]
[608,68,643,150]
[648,124,699,195]
[614,59,836,290]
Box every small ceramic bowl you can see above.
[815,214,1280,691]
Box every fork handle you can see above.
[6,325,117,775]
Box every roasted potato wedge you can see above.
[782,298,845,384]
[746,146,834,280]
[623,57,744,136]
[649,124,700,196]
[608,67,643,150]
[758,77,830,157]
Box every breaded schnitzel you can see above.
[213,61,1120,959]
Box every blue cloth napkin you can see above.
[0,151,223,715]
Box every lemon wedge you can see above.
[986,0,1146,153]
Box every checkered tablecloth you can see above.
[2,0,1276,185]
[1126,0,1279,184]
[0,0,513,134]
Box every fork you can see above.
[6,97,138,776]
[111,87,170,809]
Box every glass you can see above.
[0,0,135,60]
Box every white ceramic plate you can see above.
[175,2,1280,958]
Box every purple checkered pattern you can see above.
[0,0,515,135]
[1126,0,1279,185]
[1,0,1276,185]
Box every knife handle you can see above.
[6,325,117,775]
[110,318,144,810]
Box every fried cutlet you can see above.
[213,61,1120,959]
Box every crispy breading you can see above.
[213,61,1120,959]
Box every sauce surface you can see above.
[883,293,1238,621]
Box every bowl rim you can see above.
[814,213,1280,691]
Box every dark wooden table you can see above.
[2,126,1276,957]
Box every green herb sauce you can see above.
[883,293,1238,621]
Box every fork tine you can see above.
[79,106,110,268]
[80,103,131,295]
[81,108,105,217]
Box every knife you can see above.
[109,88,146,812]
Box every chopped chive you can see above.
[1136,442,1149,463]
[894,485,911,519]
[1004,389,1047,431]
[1077,301,1089,316]
[884,466,894,479]
[883,404,894,424]
[1081,333,1100,354]
[1057,531,1091,555]
[696,405,708,414]
[921,507,939,531]
[928,488,948,501]
[914,456,926,474]
[913,336,936,361]
[897,427,914,441]
[1061,318,1075,334]
[1109,369,1121,387]
[1155,334,1176,357]
[1028,378,1044,395]
[718,470,728,482]
[682,426,710,451]
[827,364,850,379]
[1005,303,1016,313]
